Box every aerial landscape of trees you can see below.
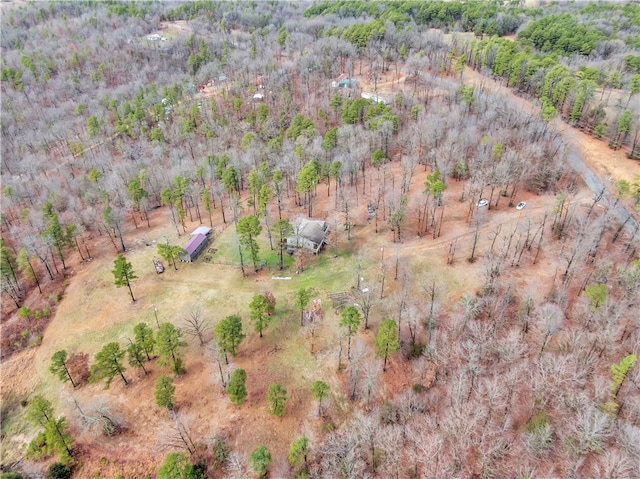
[1,0,639,477]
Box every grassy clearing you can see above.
[209,225,241,264]
[0,391,30,465]
[207,222,355,306]
[209,223,294,271]
[260,246,294,271]
[272,334,318,388]
[8,214,386,468]
[293,254,356,294]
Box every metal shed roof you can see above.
[184,233,208,256]
[191,226,212,236]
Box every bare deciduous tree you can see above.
[226,451,249,479]
[208,339,232,390]
[182,308,211,346]
[408,414,443,479]
[535,302,564,358]
[69,395,125,437]
[354,283,377,330]
[158,411,201,459]
[318,425,367,479]
[592,449,637,479]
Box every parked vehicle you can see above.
[477,199,489,207]
[516,201,527,210]
[153,257,165,274]
[367,204,376,217]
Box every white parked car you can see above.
[516,201,526,210]
[477,199,489,207]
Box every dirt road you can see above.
[458,67,639,235]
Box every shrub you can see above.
[48,293,61,304]
[155,375,176,410]
[321,422,334,432]
[266,384,287,417]
[407,342,425,359]
[47,463,72,479]
[380,399,399,425]
[158,453,205,479]
[594,122,607,139]
[523,411,553,455]
[525,411,550,433]
[172,357,185,376]
[210,435,230,470]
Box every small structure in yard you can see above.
[287,217,330,255]
[180,226,212,262]
[331,74,357,89]
[302,298,324,325]
[146,33,166,42]
[361,92,389,105]
[328,291,351,311]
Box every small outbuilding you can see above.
[191,226,212,237]
[361,92,389,104]
[287,217,330,255]
[180,226,212,262]
[146,33,166,42]
[331,74,357,88]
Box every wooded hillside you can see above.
[1,1,639,478]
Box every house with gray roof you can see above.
[287,217,329,255]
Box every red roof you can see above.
[184,233,207,256]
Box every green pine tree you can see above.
[89,342,128,388]
[375,318,400,372]
[155,375,176,410]
[266,384,287,417]
[49,350,77,387]
[112,254,137,302]
[226,368,247,405]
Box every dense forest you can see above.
[1,1,640,478]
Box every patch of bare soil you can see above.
[157,20,192,37]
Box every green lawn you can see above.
[208,223,292,270]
